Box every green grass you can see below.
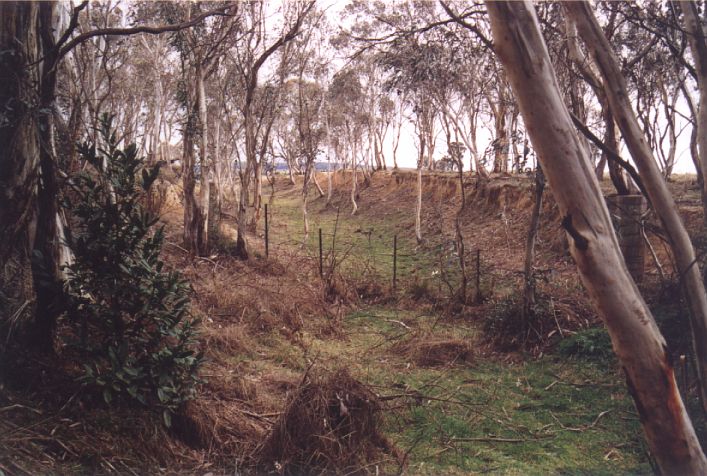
[264,186,472,297]
[353,310,649,475]
[244,304,650,475]
[253,183,652,474]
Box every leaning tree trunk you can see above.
[487,2,707,473]
[565,0,707,417]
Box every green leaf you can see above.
[162,409,172,428]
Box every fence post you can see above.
[475,248,481,303]
[319,228,323,278]
[393,234,398,292]
[264,203,269,258]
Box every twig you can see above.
[384,319,410,330]
[450,436,528,443]
[550,410,611,432]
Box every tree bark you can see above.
[522,165,545,328]
[681,0,707,224]
[0,2,67,352]
[182,65,209,256]
[487,2,707,473]
[565,0,707,417]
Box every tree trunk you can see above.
[252,159,262,228]
[682,1,707,226]
[415,162,423,244]
[33,3,65,351]
[566,0,707,417]
[350,149,358,215]
[213,118,222,222]
[312,172,325,198]
[602,107,629,195]
[196,68,210,255]
[522,165,545,329]
[455,159,467,303]
[182,66,209,256]
[487,2,707,473]
[493,102,508,173]
[0,3,67,353]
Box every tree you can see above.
[565,0,707,417]
[174,3,238,256]
[681,1,707,219]
[327,68,368,215]
[231,0,315,259]
[0,0,231,353]
[485,2,706,472]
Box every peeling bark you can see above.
[566,0,707,418]
[487,2,707,472]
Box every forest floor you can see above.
[3,169,705,474]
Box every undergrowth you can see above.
[62,116,202,425]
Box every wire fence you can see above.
[256,203,492,301]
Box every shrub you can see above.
[557,327,614,363]
[483,293,553,351]
[62,115,202,426]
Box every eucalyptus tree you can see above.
[0,1,231,352]
[565,0,707,420]
[327,67,369,214]
[229,0,315,259]
[486,2,707,472]
[172,3,238,256]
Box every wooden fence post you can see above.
[319,228,323,278]
[475,248,481,303]
[264,203,269,258]
[393,234,398,292]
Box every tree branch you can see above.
[568,111,648,199]
[439,1,494,51]
[55,1,89,53]
[57,4,236,62]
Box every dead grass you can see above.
[256,368,401,475]
[392,333,474,367]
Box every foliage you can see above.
[62,115,202,425]
[557,328,614,364]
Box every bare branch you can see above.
[57,4,236,62]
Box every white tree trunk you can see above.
[415,164,423,243]
[487,2,707,473]
[682,1,707,219]
[565,0,707,417]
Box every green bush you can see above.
[62,115,202,426]
[557,327,614,363]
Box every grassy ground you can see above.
[2,172,684,475]
[238,175,653,474]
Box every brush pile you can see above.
[392,334,474,367]
[257,369,399,475]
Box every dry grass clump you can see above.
[392,334,474,367]
[172,398,268,459]
[201,324,249,357]
[257,369,400,475]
